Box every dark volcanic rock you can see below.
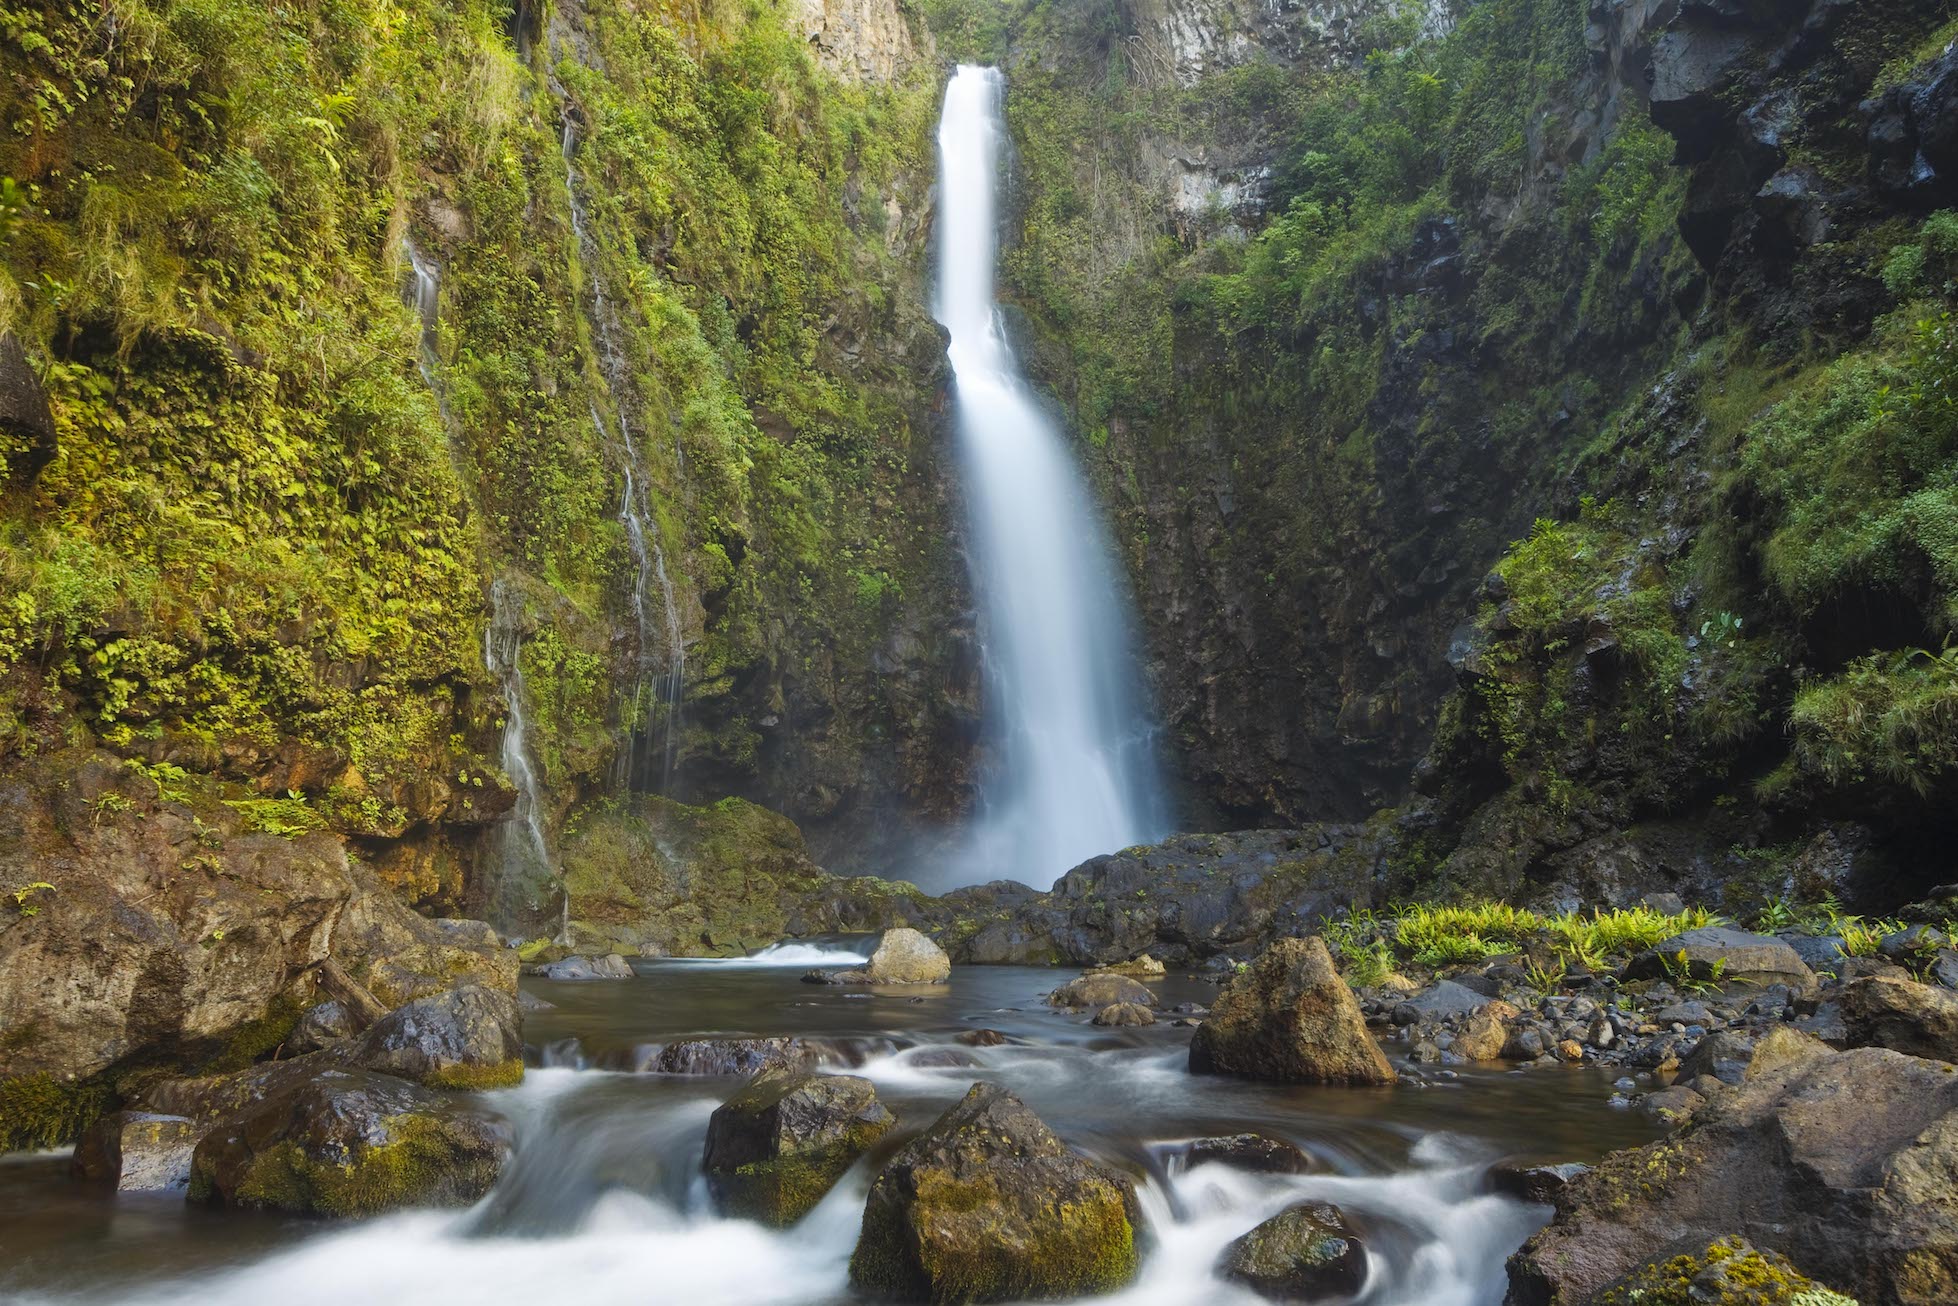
[703,1069,894,1226]
[1182,1133,1314,1175]
[536,953,634,980]
[1507,1044,1958,1305]
[1217,1201,1367,1301]
[637,1037,821,1076]
[188,1067,511,1216]
[1190,938,1396,1085]
[340,984,523,1089]
[1838,975,1958,1061]
[848,1083,1140,1302]
[1623,927,1815,989]
[1049,973,1158,1009]
[1489,1161,1589,1205]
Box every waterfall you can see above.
[551,67,686,791]
[935,66,1167,887]
[484,579,560,938]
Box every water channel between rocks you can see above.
[0,956,1662,1306]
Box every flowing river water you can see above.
[0,953,1661,1305]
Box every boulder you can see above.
[1181,1133,1313,1175]
[1676,1030,1756,1086]
[188,1068,511,1216]
[1092,1002,1156,1027]
[1452,999,1519,1061]
[638,1037,820,1076]
[288,1000,358,1053]
[71,1111,200,1192]
[1597,1236,1858,1306]
[1838,975,1958,1061]
[1405,980,1497,1019]
[865,928,950,984]
[536,953,634,981]
[1217,1201,1367,1301]
[1507,1045,1958,1305]
[1188,938,1396,1085]
[1048,973,1158,1009]
[1743,1025,1830,1080]
[848,1083,1140,1302]
[1095,955,1166,977]
[341,984,524,1089]
[704,1070,895,1226]
[1623,928,1815,989]
[955,1029,1008,1047]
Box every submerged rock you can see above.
[1189,938,1396,1085]
[849,1083,1141,1302]
[704,1070,895,1226]
[1092,1001,1156,1027]
[188,1068,511,1216]
[1508,1043,1958,1304]
[1048,973,1158,1009]
[865,928,951,984]
[1181,1133,1313,1175]
[1217,1201,1366,1301]
[638,1037,821,1076]
[536,953,634,981]
[71,1111,199,1192]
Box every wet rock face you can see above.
[1181,1133,1314,1175]
[637,1037,823,1077]
[704,1070,895,1226]
[71,1112,199,1192]
[536,953,633,980]
[0,749,513,1101]
[793,0,931,84]
[949,829,1391,967]
[1507,1044,1958,1305]
[848,1083,1141,1303]
[1217,1200,1367,1302]
[1189,937,1397,1085]
[188,1068,511,1216]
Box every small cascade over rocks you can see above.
[934,66,1167,889]
[547,34,686,793]
[485,579,558,939]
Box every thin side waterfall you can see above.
[485,579,559,939]
[936,66,1167,887]
[550,60,686,791]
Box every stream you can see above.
[0,952,1661,1305]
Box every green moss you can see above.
[0,1072,114,1152]
[425,1059,524,1091]
[1597,1236,1856,1306]
[224,1112,501,1216]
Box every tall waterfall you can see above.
[936,66,1166,887]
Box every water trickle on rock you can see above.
[550,45,686,793]
[935,66,1167,887]
[485,578,558,938]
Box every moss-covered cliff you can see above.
[0,0,981,909]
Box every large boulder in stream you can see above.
[1048,972,1158,1009]
[1218,1201,1367,1301]
[1837,974,1958,1060]
[704,1069,896,1225]
[341,983,524,1089]
[1189,937,1396,1085]
[866,928,951,984]
[849,1082,1142,1302]
[188,1067,511,1216]
[1507,1043,1958,1304]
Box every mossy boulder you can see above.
[704,1069,895,1226]
[848,1082,1141,1302]
[188,1068,511,1216]
[1508,1044,1958,1304]
[1217,1201,1367,1301]
[1189,938,1396,1086]
[1047,973,1158,1009]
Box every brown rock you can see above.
[1188,938,1396,1085]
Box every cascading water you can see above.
[551,51,686,791]
[936,66,1167,886]
[485,578,559,938]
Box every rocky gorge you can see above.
[7,0,1958,1301]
